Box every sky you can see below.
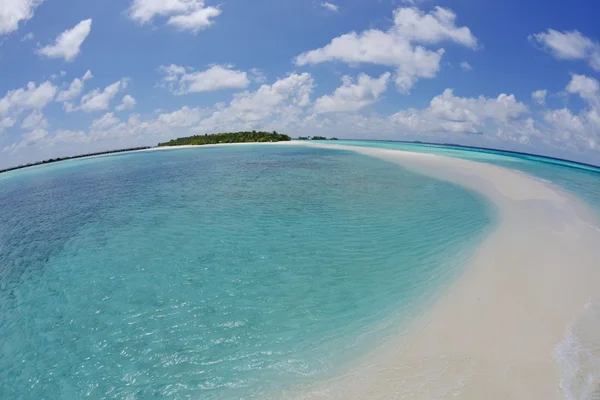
[1,0,600,168]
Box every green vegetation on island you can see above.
[0,147,152,174]
[157,131,291,147]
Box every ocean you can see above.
[332,140,600,400]
[0,145,491,399]
[1,142,598,399]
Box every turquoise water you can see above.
[330,140,600,400]
[332,140,600,212]
[0,145,491,399]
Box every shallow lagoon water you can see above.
[0,145,491,399]
[333,140,600,400]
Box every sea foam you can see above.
[555,297,600,400]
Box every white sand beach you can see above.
[282,143,600,399]
[138,141,600,398]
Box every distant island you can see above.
[0,146,152,174]
[157,131,291,147]
[297,136,339,140]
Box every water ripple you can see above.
[0,146,491,399]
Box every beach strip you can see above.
[287,143,600,399]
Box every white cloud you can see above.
[544,108,584,139]
[116,94,136,111]
[0,0,43,35]
[390,88,529,134]
[134,74,315,139]
[90,112,120,131]
[69,79,125,112]
[166,7,221,33]
[21,109,48,130]
[129,0,201,23]
[128,0,221,33]
[21,32,34,41]
[321,2,339,12]
[160,64,186,78]
[37,19,92,61]
[157,106,205,127]
[193,72,314,129]
[530,29,600,71]
[315,72,391,113]
[6,71,600,168]
[159,64,249,94]
[565,74,599,107]
[0,117,16,132]
[392,7,477,48]
[541,74,600,149]
[295,6,477,92]
[532,89,547,105]
[14,128,49,149]
[460,61,472,71]
[56,69,93,102]
[0,80,57,116]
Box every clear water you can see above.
[332,140,600,400]
[0,145,491,399]
[332,140,600,212]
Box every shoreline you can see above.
[139,142,291,152]
[283,142,600,399]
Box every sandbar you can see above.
[284,142,600,399]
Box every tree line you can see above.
[157,131,292,147]
[0,146,152,174]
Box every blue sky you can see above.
[1,0,600,168]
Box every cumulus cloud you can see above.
[150,72,316,135]
[530,29,600,71]
[37,19,92,61]
[159,64,249,94]
[565,74,599,107]
[544,108,584,138]
[56,70,93,102]
[21,109,49,130]
[295,6,477,92]
[67,79,126,112]
[116,95,136,111]
[315,72,391,113]
[392,7,477,47]
[199,72,314,126]
[541,74,600,149]
[90,112,120,131]
[321,2,339,12]
[6,72,600,168]
[14,128,49,148]
[166,7,221,33]
[0,0,43,35]
[0,80,57,116]
[0,117,16,132]
[21,32,34,41]
[390,88,528,134]
[532,89,547,105]
[460,61,472,71]
[156,106,205,127]
[128,0,221,33]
